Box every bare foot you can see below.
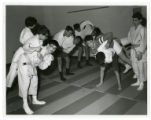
[118,87,122,91]
[32,100,46,105]
[96,82,103,87]
[23,104,34,115]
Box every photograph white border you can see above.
[0,0,151,120]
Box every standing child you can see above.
[128,12,147,91]
[6,17,38,88]
[16,27,56,115]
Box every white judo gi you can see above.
[6,28,34,88]
[6,34,42,88]
[128,24,147,82]
[18,45,54,98]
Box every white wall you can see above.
[43,6,134,37]
[6,6,45,63]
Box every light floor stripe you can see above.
[35,88,93,114]
[76,93,120,114]
[54,91,104,114]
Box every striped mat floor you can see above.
[6,58,147,115]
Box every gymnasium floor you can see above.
[6,57,147,115]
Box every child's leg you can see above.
[118,58,131,73]
[96,66,105,87]
[28,71,46,105]
[137,61,146,91]
[118,50,131,66]
[7,47,24,88]
[6,62,18,88]
[85,45,92,66]
[77,46,83,68]
[18,65,33,115]
[114,70,122,90]
[65,54,74,75]
[131,60,140,86]
[57,56,66,81]
[112,54,122,90]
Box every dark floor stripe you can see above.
[134,82,147,102]
[39,81,60,91]
[54,91,104,114]
[8,85,80,114]
[101,98,137,114]
[66,67,98,83]
[7,81,61,105]
[125,102,147,115]
[105,71,135,95]
[82,77,99,89]
[82,69,115,89]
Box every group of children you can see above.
[84,12,147,91]
[6,11,147,115]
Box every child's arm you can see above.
[23,43,41,53]
[23,37,41,53]
[100,66,105,83]
[103,32,113,42]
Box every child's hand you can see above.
[118,87,122,91]
[136,52,143,61]
[96,82,103,87]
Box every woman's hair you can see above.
[96,52,105,66]
[25,16,37,27]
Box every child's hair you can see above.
[31,23,41,35]
[25,16,37,27]
[132,12,143,20]
[96,52,105,66]
[73,23,80,30]
[92,27,102,37]
[141,17,147,27]
[65,25,74,32]
[37,25,50,36]
[84,35,93,42]
[49,40,59,48]
[43,38,59,48]
[132,12,146,27]
[75,36,82,45]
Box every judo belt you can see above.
[22,53,33,66]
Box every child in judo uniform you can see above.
[6,17,38,88]
[17,39,58,115]
[128,12,147,91]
